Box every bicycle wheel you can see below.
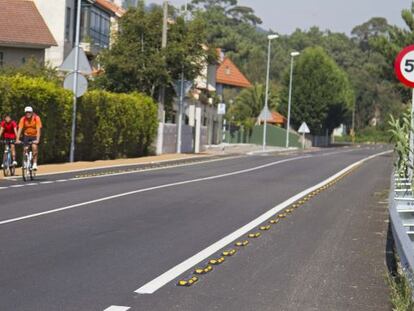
[22,154,29,182]
[2,152,9,177]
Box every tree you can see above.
[228,83,279,130]
[95,1,209,100]
[351,17,390,51]
[280,47,354,135]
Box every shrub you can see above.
[76,90,158,161]
[0,75,158,163]
[0,75,72,163]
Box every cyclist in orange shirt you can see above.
[16,106,42,170]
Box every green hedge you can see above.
[0,75,158,163]
[0,75,72,163]
[77,90,158,161]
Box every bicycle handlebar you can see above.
[1,140,16,145]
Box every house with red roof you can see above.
[0,0,57,67]
[216,55,252,96]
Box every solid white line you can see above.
[135,149,392,294]
[0,155,313,226]
[103,306,130,311]
[3,155,243,183]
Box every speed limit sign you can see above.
[395,45,414,88]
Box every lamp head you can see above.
[291,51,300,57]
[268,34,279,40]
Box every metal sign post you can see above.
[173,77,192,154]
[70,0,82,163]
[298,122,310,149]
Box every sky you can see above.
[149,0,411,34]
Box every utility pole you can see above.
[156,1,168,155]
[69,0,82,163]
[160,0,168,116]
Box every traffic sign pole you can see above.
[394,45,414,178]
[70,0,82,163]
[410,88,414,177]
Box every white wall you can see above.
[31,0,75,68]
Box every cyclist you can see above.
[0,113,18,167]
[16,106,42,171]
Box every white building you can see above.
[30,0,124,68]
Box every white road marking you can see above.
[40,181,54,184]
[135,149,392,294]
[3,155,241,181]
[103,306,130,311]
[0,187,7,190]
[10,185,24,188]
[26,183,38,186]
[0,155,314,226]
[56,179,68,183]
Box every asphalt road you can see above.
[0,145,392,311]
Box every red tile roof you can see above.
[270,111,286,125]
[0,0,56,48]
[216,57,252,88]
[96,0,125,17]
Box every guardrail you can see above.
[390,175,414,293]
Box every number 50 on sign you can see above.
[395,45,414,88]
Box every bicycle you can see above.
[2,140,16,177]
[22,141,36,182]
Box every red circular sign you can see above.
[395,45,414,88]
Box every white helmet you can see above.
[24,106,33,113]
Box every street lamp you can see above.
[263,34,279,151]
[285,51,300,149]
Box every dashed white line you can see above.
[10,185,25,188]
[0,155,313,226]
[103,306,130,311]
[135,150,392,294]
[40,181,54,184]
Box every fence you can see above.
[224,125,303,148]
[389,174,414,295]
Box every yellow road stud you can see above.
[194,268,205,275]
[178,280,188,286]
[248,232,261,238]
[209,257,225,265]
[222,249,237,257]
[260,225,271,231]
[270,219,279,224]
[235,240,249,247]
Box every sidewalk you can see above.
[0,153,207,180]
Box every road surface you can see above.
[0,146,392,310]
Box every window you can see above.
[89,7,110,48]
[65,7,71,40]
[0,52,3,67]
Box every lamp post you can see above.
[263,34,278,151]
[285,51,300,149]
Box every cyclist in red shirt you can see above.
[0,114,18,167]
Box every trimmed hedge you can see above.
[0,75,72,163]
[77,90,158,161]
[0,75,158,163]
